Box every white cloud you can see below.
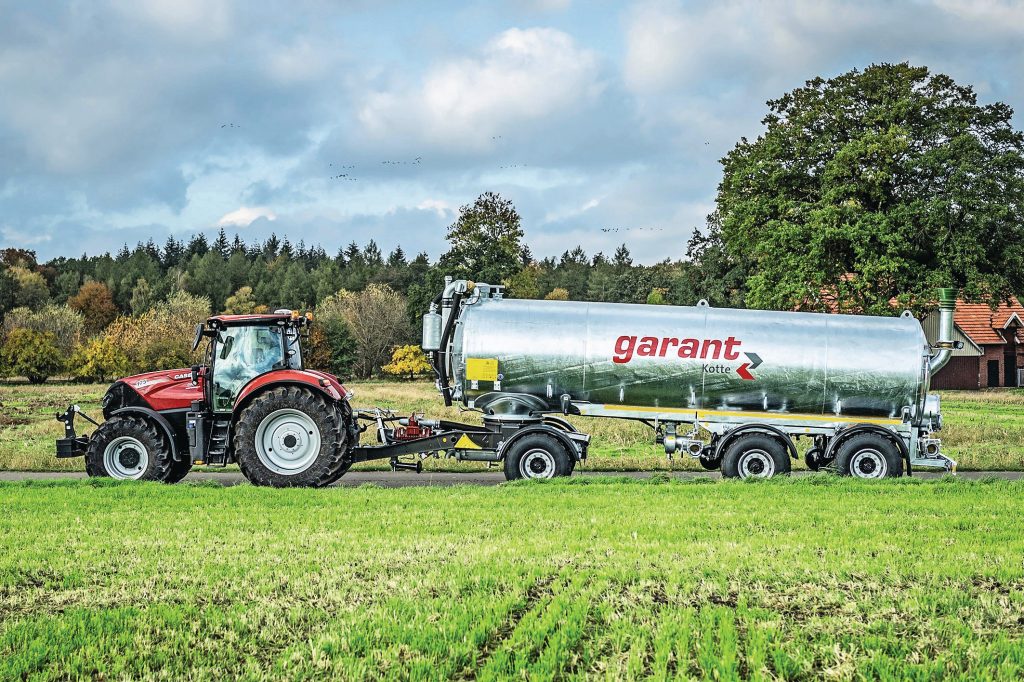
[358,28,603,149]
[216,206,277,227]
[416,199,455,217]
[109,0,232,40]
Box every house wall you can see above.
[982,345,1004,388]
[931,356,980,390]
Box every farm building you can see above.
[923,298,1024,389]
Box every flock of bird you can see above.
[219,123,683,237]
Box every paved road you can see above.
[2,469,1021,487]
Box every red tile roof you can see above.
[954,298,1024,346]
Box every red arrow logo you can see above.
[736,352,761,381]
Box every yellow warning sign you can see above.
[454,434,482,450]
[465,357,498,382]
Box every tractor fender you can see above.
[108,407,181,461]
[233,371,344,415]
[824,423,910,472]
[497,424,586,463]
[714,423,798,461]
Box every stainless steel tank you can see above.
[449,296,933,421]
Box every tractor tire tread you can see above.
[234,386,350,488]
[84,415,177,482]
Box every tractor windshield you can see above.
[211,325,301,411]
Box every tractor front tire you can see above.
[85,415,178,482]
[235,386,349,487]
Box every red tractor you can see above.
[57,311,357,486]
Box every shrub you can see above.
[2,328,63,383]
[223,286,257,314]
[2,305,83,355]
[382,345,432,380]
[544,287,569,301]
[71,336,130,383]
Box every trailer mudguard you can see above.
[714,423,799,461]
[497,424,588,463]
[824,423,911,471]
[109,407,181,461]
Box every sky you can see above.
[2,0,1023,264]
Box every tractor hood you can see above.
[104,368,202,415]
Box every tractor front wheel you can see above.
[235,386,349,487]
[85,415,179,482]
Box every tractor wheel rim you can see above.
[738,449,775,479]
[255,408,322,475]
[850,449,886,479]
[103,436,148,480]
[520,449,556,479]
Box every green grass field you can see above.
[2,381,1023,472]
[2,477,1024,679]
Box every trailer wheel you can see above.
[835,433,903,479]
[804,447,824,471]
[698,454,722,470]
[721,433,790,480]
[235,386,349,487]
[503,434,573,481]
[85,416,177,482]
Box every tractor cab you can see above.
[193,311,311,413]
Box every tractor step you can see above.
[203,418,233,466]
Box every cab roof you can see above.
[207,312,301,327]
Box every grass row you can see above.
[2,476,1024,679]
[2,381,1023,472]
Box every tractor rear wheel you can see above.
[234,386,349,487]
[85,415,178,482]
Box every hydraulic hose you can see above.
[436,291,463,407]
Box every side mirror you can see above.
[191,365,200,386]
[191,324,204,352]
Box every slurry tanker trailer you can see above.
[56,278,958,486]
[418,278,959,480]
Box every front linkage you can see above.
[55,405,100,459]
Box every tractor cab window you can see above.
[212,325,288,411]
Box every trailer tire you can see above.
[698,454,722,471]
[503,434,573,481]
[235,386,348,487]
[804,447,826,471]
[721,433,790,480]
[835,433,903,479]
[85,415,177,481]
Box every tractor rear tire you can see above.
[85,415,178,482]
[235,386,349,487]
[503,434,573,481]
